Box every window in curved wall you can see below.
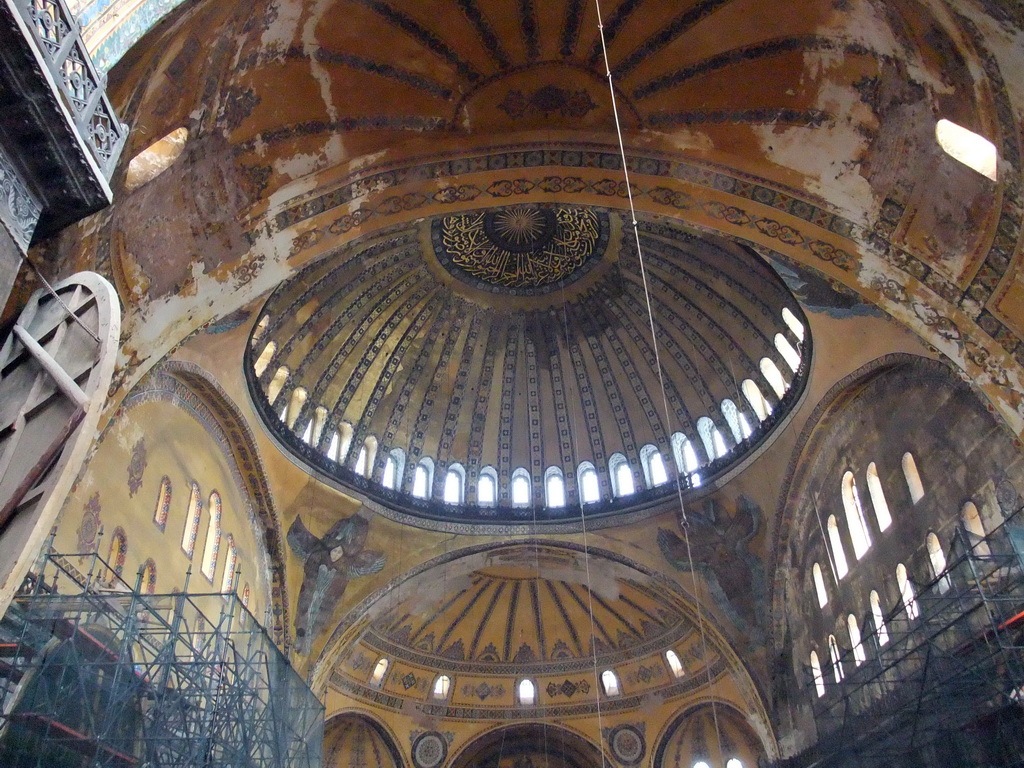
[609,454,635,497]
[330,423,354,464]
[253,342,275,377]
[125,127,189,191]
[865,463,892,532]
[760,357,787,398]
[897,563,919,620]
[694,762,712,768]
[444,465,465,504]
[382,455,398,490]
[200,491,223,582]
[935,118,998,181]
[902,452,924,503]
[311,405,328,446]
[301,419,313,445]
[696,417,726,461]
[328,431,340,461]
[153,475,172,531]
[433,675,451,699]
[478,466,498,505]
[827,515,849,579]
[370,658,389,687]
[738,412,753,440]
[870,590,889,645]
[512,468,531,506]
[286,387,307,428]
[783,307,805,340]
[640,444,668,488]
[545,467,566,507]
[742,379,772,422]
[354,446,368,477]
[600,669,620,696]
[665,649,684,678]
[517,678,536,706]
[242,583,251,609]
[267,367,289,405]
[842,472,872,559]
[220,534,238,594]
[775,333,801,372]
[413,459,433,499]
[578,462,600,504]
[721,399,744,444]
[727,760,745,768]
[142,559,158,594]
[182,482,203,558]
[848,614,865,666]
[810,650,825,697]
[927,532,950,593]
[961,502,990,556]
[671,433,700,473]
[107,528,127,585]
[813,562,828,608]
[828,635,844,682]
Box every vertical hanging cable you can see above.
[590,0,726,760]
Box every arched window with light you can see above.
[285,387,307,429]
[517,678,536,706]
[478,466,498,505]
[665,649,684,678]
[253,341,276,377]
[413,458,434,499]
[826,515,848,579]
[444,463,466,504]
[760,357,788,399]
[671,432,700,474]
[902,452,924,503]
[267,366,289,406]
[608,454,635,497]
[870,590,889,645]
[897,563,919,620]
[544,466,566,507]
[828,635,844,683]
[775,332,801,372]
[841,471,872,559]
[354,436,377,478]
[810,651,825,697]
[432,674,451,700]
[577,461,600,504]
[782,307,805,342]
[511,468,531,506]
[370,658,389,688]
[721,399,749,443]
[742,379,772,422]
[600,669,620,697]
[927,532,950,593]
[639,444,668,488]
[812,562,828,608]
[382,448,405,490]
[865,462,892,532]
[961,502,990,556]
[697,417,727,460]
[848,614,865,666]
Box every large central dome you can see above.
[246,206,808,526]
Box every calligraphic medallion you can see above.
[432,204,610,295]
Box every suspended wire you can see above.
[590,0,726,760]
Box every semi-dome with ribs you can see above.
[246,204,808,524]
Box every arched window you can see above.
[125,127,189,190]
[444,464,466,504]
[760,357,787,398]
[200,491,222,582]
[827,515,848,579]
[329,422,354,463]
[694,762,712,768]
[848,614,865,666]
[181,481,203,558]
[600,669,621,697]
[517,678,536,706]
[544,466,566,507]
[671,432,700,473]
[141,559,157,595]
[511,468,531,506]
[927,532,950,593]
[865,463,892,532]
[253,341,276,377]
[775,333,801,372]
[432,674,451,700]
[782,307,805,341]
[608,454,635,497]
[870,590,889,645]
[727,760,745,768]
[842,471,872,559]
[697,417,727,460]
[370,657,389,687]
[106,527,127,585]
[721,399,745,444]
[639,444,668,488]
[220,535,238,594]
[382,448,405,490]
[300,418,313,445]
[354,436,377,477]
[897,563,919,620]
[266,366,289,405]
[310,405,328,446]
[577,462,600,504]
[961,502,990,556]
[286,387,307,428]
[810,651,825,697]
[153,475,172,531]
[742,379,772,422]
[478,466,498,505]
[413,458,434,499]
[935,118,998,181]
[812,562,829,608]
[828,635,844,683]
[902,452,924,503]
[665,649,684,678]
[738,411,753,439]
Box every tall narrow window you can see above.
[738,412,753,439]
[382,451,399,490]
[577,462,600,504]
[253,341,276,377]
[813,563,829,608]
[511,468,531,506]
[609,454,635,497]
[827,515,849,579]
[927,532,950,593]
[961,502,990,556]
[828,635,844,682]
[935,118,998,181]
[141,559,158,594]
[742,379,772,422]
[897,563,919,620]
[220,535,238,594]
[697,417,726,460]
[413,458,434,499]
[106,528,127,585]
[311,405,328,447]
[181,482,203,558]
[478,466,498,505]
[640,444,668,487]
[355,445,368,476]
[601,669,621,697]
[200,491,222,582]
[721,399,744,444]
[848,615,865,666]
[760,357,787,398]
[544,467,566,507]
[444,464,466,504]
[902,452,924,503]
[300,419,313,444]
[870,590,889,645]
[665,649,684,678]
[153,475,172,531]
[810,651,825,697]
[671,433,700,473]
[330,422,354,463]
[433,674,451,700]
[842,472,872,559]
[286,387,307,428]
[865,463,892,532]
[266,366,289,405]
[518,678,536,706]
[775,333,801,372]
[370,658,389,687]
[782,307,805,341]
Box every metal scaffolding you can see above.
[0,544,323,768]
[778,507,1024,768]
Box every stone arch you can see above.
[323,712,405,768]
[653,701,769,768]
[448,723,605,768]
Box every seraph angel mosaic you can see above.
[288,513,385,653]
